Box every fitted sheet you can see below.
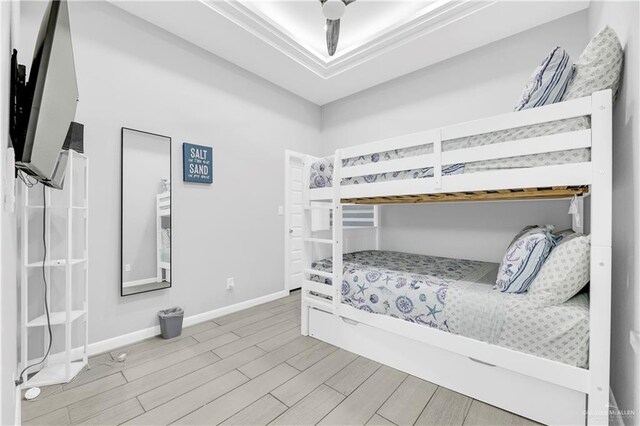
[310,117,590,188]
[310,250,589,368]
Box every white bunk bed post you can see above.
[300,156,312,336]
[332,150,343,316]
[587,89,613,426]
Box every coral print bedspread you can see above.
[310,250,495,331]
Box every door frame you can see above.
[284,150,306,292]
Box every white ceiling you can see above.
[242,1,437,61]
[110,1,589,105]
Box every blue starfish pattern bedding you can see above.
[310,250,590,367]
[310,117,591,189]
[310,250,493,330]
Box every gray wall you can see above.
[588,1,640,421]
[321,12,588,262]
[122,130,170,283]
[19,1,322,344]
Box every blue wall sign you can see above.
[183,143,213,183]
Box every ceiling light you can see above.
[322,0,345,20]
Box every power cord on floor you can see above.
[15,185,53,387]
[22,355,128,402]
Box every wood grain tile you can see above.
[268,303,300,315]
[22,291,541,426]
[367,414,396,425]
[285,341,337,371]
[192,310,274,342]
[325,356,381,395]
[463,400,538,426]
[221,394,287,425]
[238,336,316,379]
[233,309,300,338]
[271,385,345,426]
[174,363,299,425]
[118,336,200,367]
[137,346,265,411]
[271,349,358,407]
[124,370,249,426]
[22,373,126,422]
[23,407,69,426]
[415,387,472,426]
[122,333,234,381]
[319,365,406,425]
[67,352,219,423]
[73,398,144,425]
[255,327,303,352]
[212,322,298,358]
[378,376,437,425]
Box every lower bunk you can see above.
[302,248,597,425]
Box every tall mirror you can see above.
[121,128,171,296]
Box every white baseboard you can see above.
[89,289,289,356]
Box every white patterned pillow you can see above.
[528,234,590,306]
[515,47,575,111]
[563,26,623,101]
[496,226,556,293]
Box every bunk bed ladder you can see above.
[300,153,344,335]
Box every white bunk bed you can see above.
[299,90,612,426]
[156,191,171,283]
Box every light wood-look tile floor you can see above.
[22,291,540,426]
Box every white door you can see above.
[284,150,305,291]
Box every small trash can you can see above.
[158,307,184,339]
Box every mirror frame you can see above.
[120,127,172,297]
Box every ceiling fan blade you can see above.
[326,18,340,56]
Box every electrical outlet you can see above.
[125,264,131,272]
[227,277,235,290]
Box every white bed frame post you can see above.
[300,156,312,336]
[588,89,613,426]
[332,150,343,316]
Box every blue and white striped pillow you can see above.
[496,226,556,293]
[514,47,576,111]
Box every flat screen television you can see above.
[10,0,79,189]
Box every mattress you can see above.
[310,117,590,188]
[310,250,589,368]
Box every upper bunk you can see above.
[306,90,611,204]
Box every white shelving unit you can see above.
[19,151,89,388]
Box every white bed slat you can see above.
[335,162,592,200]
[340,130,439,159]
[444,129,591,165]
[341,154,435,178]
[441,96,592,141]
[302,279,332,295]
[340,130,590,180]
[304,268,332,279]
[338,97,590,162]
